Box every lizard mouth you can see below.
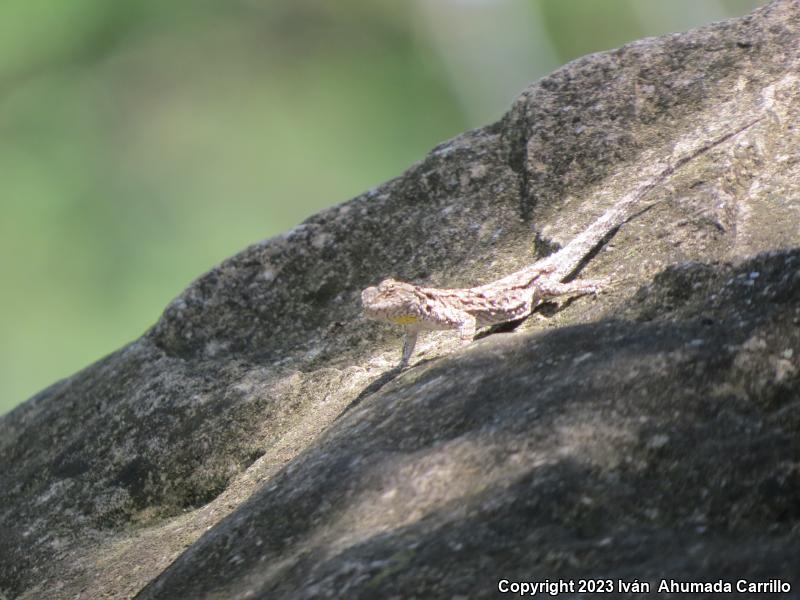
[361,286,379,305]
[361,287,392,321]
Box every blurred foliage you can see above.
[0,0,763,414]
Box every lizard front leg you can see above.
[400,312,476,367]
[400,329,419,367]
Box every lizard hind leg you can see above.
[542,278,609,299]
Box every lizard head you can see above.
[361,278,422,325]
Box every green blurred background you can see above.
[0,0,763,415]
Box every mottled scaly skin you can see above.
[362,118,761,367]
[362,270,605,366]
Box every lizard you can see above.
[362,117,762,367]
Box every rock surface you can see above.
[2,2,800,598]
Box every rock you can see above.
[2,1,799,598]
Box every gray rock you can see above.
[2,1,799,598]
